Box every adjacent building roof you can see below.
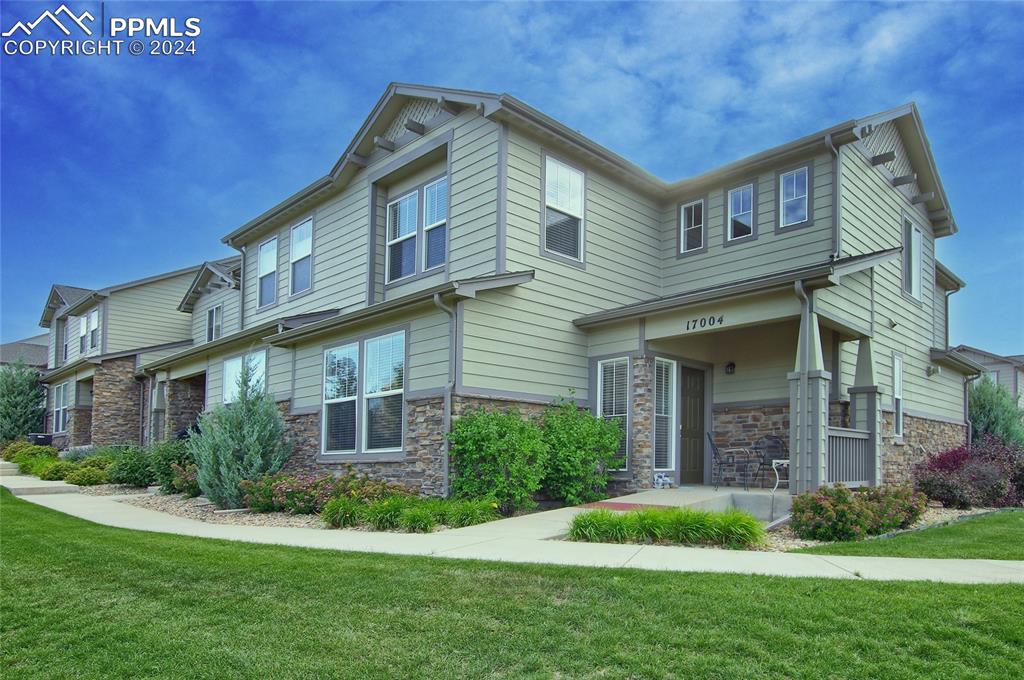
[178,256,242,312]
[931,348,985,375]
[953,345,1024,367]
[0,334,49,368]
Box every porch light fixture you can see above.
[725,362,736,375]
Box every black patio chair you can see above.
[707,433,754,491]
[751,435,788,489]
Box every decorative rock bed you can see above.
[120,493,328,529]
[78,484,152,497]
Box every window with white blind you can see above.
[258,237,277,308]
[543,156,585,261]
[290,219,313,295]
[423,177,448,271]
[597,357,629,470]
[679,199,704,254]
[903,218,923,300]
[892,354,904,437]
[779,167,808,227]
[654,358,677,471]
[222,351,266,403]
[78,314,87,354]
[87,308,100,350]
[386,192,418,283]
[321,330,406,455]
[727,184,754,241]
[207,305,223,342]
[53,382,69,433]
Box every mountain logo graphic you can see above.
[2,4,95,37]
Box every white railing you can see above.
[827,427,871,487]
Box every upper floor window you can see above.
[903,217,923,300]
[727,184,754,241]
[207,305,223,342]
[679,199,705,254]
[290,219,312,295]
[597,357,629,470]
[892,354,904,438]
[223,351,266,403]
[543,155,585,262]
[62,318,70,363]
[779,167,808,228]
[53,382,69,433]
[87,308,100,350]
[258,238,277,307]
[423,177,448,271]
[386,192,417,282]
[79,314,87,354]
[986,370,1000,386]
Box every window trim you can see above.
[53,382,69,433]
[596,356,631,472]
[422,176,449,273]
[362,330,406,454]
[653,357,677,472]
[206,305,223,342]
[256,236,278,309]
[539,151,587,269]
[319,326,409,459]
[221,349,268,404]
[724,180,758,246]
[902,215,924,302]
[289,217,314,297]
[676,196,708,258]
[61,318,70,363]
[87,308,100,351]
[78,314,87,354]
[775,163,814,232]
[322,341,359,455]
[892,353,904,438]
[385,190,420,285]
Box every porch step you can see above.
[0,461,19,473]
[0,474,80,496]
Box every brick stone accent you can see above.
[68,406,92,447]
[452,394,549,418]
[711,404,790,488]
[881,412,968,486]
[166,375,205,438]
[91,356,142,446]
[606,357,655,494]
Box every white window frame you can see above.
[257,237,278,308]
[910,224,922,300]
[322,342,359,454]
[289,218,313,296]
[206,305,223,342]
[422,177,448,272]
[654,358,677,472]
[779,167,808,228]
[222,351,266,404]
[78,314,87,354]
[87,308,100,351]
[597,357,629,471]
[727,184,754,241]
[986,370,1000,386]
[362,331,406,453]
[542,155,585,262]
[53,382,69,433]
[893,354,904,438]
[62,318,70,363]
[385,192,418,284]
[679,199,704,254]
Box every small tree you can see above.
[187,356,291,508]
[538,395,623,505]
[0,361,45,442]
[969,376,1024,446]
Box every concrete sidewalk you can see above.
[3,473,1023,584]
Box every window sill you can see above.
[775,218,812,234]
[538,247,586,270]
[288,287,315,302]
[723,233,756,248]
[317,451,408,464]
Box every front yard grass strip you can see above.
[794,509,1024,560]
[2,489,1023,679]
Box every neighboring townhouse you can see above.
[953,345,1024,407]
[0,333,49,370]
[140,83,980,496]
[38,266,209,448]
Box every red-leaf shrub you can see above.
[240,469,408,514]
[790,484,927,541]
[913,435,1023,508]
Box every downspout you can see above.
[794,280,810,492]
[825,133,841,261]
[238,245,247,329]
[432,292,455,497]
[138,375,147,445]
[964,373,980,447]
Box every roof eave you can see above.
[932,348,984,375]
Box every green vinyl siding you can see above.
[191,288,241,346]
[104,272,194,353]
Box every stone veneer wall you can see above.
[711,404,790,489]
[165,375,206,438]
[881,412,968,486]
[68,406,92,447]
[91,356,142,446]
[606,357,654,494]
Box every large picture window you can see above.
[543,155,585,261]
[597,357,629,470]
[222,351,266,403]
[386,192,418,282]
[322,330,406,455]
[290,219,312,295]
[53,382,69,433]
[727,184,754,241]
[258,238,277,308]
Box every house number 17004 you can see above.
[685,315,724,331]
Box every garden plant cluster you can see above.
[569,506,765,547]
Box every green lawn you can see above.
[795,510,1024,560]
[2,490,1023,679]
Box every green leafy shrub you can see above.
[65,466,107,486]
[969,378,1024,446]
[362,496,416,531]
[0,361,45,442]
[790,485,927,541]
[858,486,926,533]
[170,463,201,497]
[321,496,363,528]
[537,396,622,506]
[79,455,115,471]
[240,473,340,514]
[448,408,548,515]
[26,456,60,477]
[148,440,192,493]
[187,357,291,508]
[107,447,155,487]
[399,506,436,533]
[2,439,33,462]
[39,461,79,481]
[13,445,57,473]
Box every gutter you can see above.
[432,293,456,497]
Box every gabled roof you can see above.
[953,345,1024,367]
[39,285,95,328]
[220,82,960,249]
[178,256,242,312]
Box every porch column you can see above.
[788,312,831,494]
[848,338,882,486]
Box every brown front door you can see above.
[679,367,705,484]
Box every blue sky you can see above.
[1,1,1022,353]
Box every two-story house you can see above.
[137,83,979,496]
[953,345,1024,407]
[38,265,208,448]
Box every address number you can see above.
[685,315,724,331]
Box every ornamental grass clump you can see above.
[321,496,363,528]
[398,506,436,533]
[569,507,764,547]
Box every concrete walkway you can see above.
[3,472,1023,584]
